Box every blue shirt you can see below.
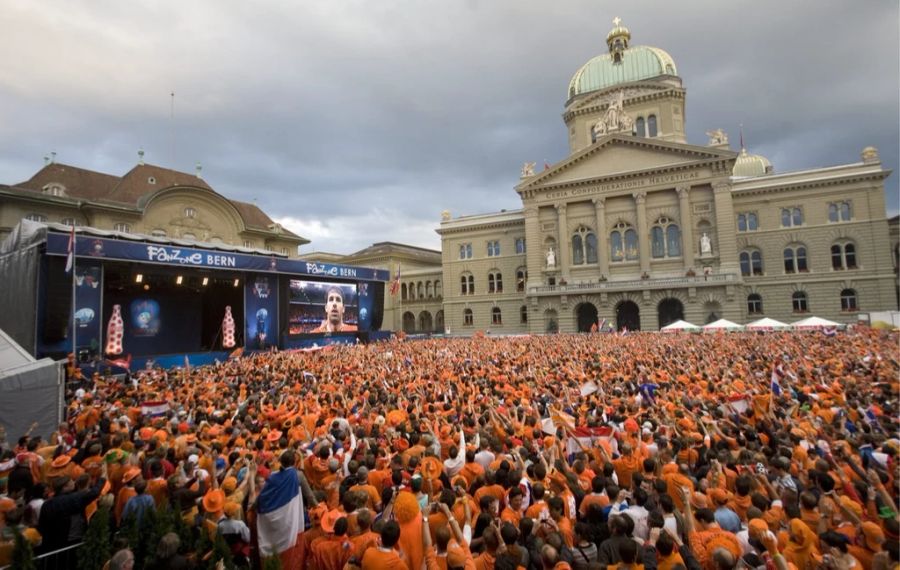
[714,506,742,533]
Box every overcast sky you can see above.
[1,1,897,254]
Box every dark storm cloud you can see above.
[1,1,896,252]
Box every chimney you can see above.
[138,149,145,165]
[50,151,56,164]
[195,162,203,179]
[43,155,50,166]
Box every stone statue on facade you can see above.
[706,129,728,146]
[700,233,712,255]
[593,90,634,137]
[546,246,556,268]
[521,162,536,178]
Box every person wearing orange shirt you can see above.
[501,488,524,527]
[310,512,352,570]
[361,520,409,570]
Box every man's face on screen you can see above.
[325,290,345,325]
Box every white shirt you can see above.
[443,429,469,478]
[474,449,494,470]
[623,505,650,540]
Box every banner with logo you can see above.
[244,274,279,350]
[46,232,388,281]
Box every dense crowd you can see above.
[0,330,898,570]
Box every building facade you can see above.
[436,19,896,333]
[0,158,307,255]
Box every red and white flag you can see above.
[65,225,76,273]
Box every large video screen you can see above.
[288,280,359,334]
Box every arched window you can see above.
[792,291,809,313]
[635,117,645,137]
[748,213,758,230]
[840,202,851,221]
[463,308,474,326]
[610,228,624,262]
[740,250,764,276]
[647,115,657,137]
[460,273,474,295]
[491,307,502,325]
[624,228,639,260]
[417,282,424,298]
[651,217,680,258]
[571,226,596,265]
[426,282,433,298]
[516,268,527,292]
[520,305,528,324]
[747,294,763,314]
[401,283,408,301]
[572,233,584,265]
[651,226,664,258]
[784,245,808,273]
[586,232,598,263]
[488,271,503,293]
[831,242,857,270]
[840,289,858,311]
[434,280,442,298]
[783,208,802,227]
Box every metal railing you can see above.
[528,272,737,294]
[0,541,83,570]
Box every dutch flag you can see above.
[770,364,784,397]
[256,467,304,556]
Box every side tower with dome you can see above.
[432,18,896,334]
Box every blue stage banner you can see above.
[46,232,389,282]
[244,274,278,350]
[74,261,103,353]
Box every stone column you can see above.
[593,197,609,277]
[677,186,694,271]
[633,192,650,273]
[556,203,570,280]
[523,206,542,290]
[712,182,739,273]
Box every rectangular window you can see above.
[243,240,252,248]
[487,240,500,257]
[737,212,758,232]
[281,247,288,255]
[459,243,472,259]
[515,237,526,254]
[113,223,131,233]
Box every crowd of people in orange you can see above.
[0,329,898,570]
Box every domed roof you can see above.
[568,18,677,100]
[732,148,773,177]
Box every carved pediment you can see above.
[518,135,735,193]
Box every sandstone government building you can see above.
[2,19,898,333]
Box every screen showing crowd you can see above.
[288,280,358,334]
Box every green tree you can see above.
[11,529,36,570]
[77,506,112,570]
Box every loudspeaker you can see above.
[43,258,72,342]
[370,282,384,330]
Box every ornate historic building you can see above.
[0,156,307,255]
[436,19,896,333]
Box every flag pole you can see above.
[397,262,402,333]
[71,228,77,360]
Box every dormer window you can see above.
[269,223,283,234]
[43,184,65,197]
[184,207,196,218]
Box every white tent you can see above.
[791,316,841,329]
[745,317,790,330]
[703,318,744,331]
[660,319,700,333]
[0,328,63,441]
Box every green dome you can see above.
[568,45,678,100]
